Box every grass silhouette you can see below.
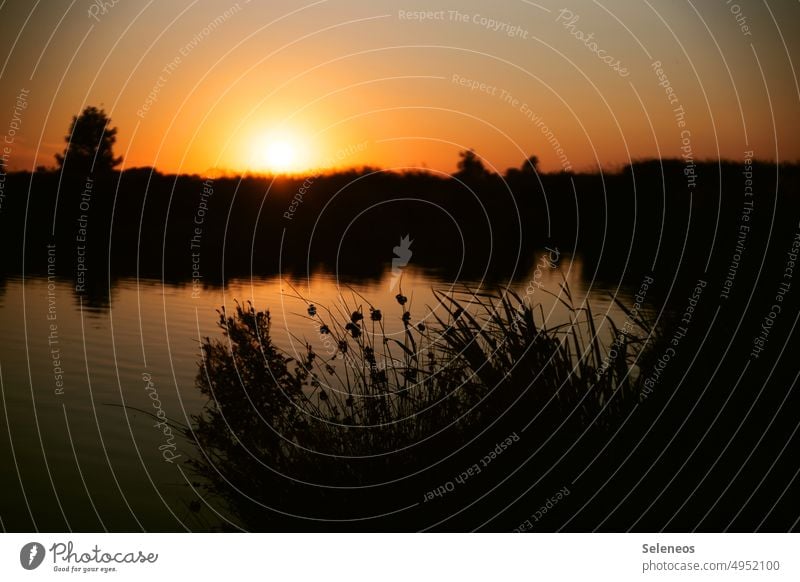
[187,284,652,530]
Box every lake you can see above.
[0,251,636,531]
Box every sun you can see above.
[264,140,295,170]
[252,133,304,173]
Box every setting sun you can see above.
[264,140,295,170]
[252,134,304,173]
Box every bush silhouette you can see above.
[453,149,491,181]
[187,287,649,530]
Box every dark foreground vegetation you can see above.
[188,267,799,531]
[188,285,652,531]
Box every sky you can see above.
[0,0,798,175]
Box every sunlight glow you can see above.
[254,134,303,173]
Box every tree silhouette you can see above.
[520,154,539,174]
[453,149,490,181]
[505,154,540,179]
[56,106,122,174]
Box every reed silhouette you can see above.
[187,286,651,531]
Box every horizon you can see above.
[4,153,796,179]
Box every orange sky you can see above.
[1,0,798,175]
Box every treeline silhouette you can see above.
[2,159,797,294]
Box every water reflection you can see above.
[0,255,638,531]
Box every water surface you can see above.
[0,253,636,531]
